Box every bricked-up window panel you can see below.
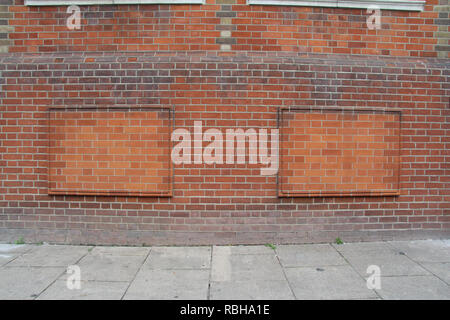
[48,107,172,197]
[279,108,401,197]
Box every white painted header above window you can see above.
[25,0,205,5]
[247,0,425,11]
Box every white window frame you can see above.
[25,0,205,5]
[247,0,425,11]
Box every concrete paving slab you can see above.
[0,241,448,300]
[276,244,347,267]
[226,245,275,255]
[342,252,430,277]
[38,280,128,300]
[332,241,396,255]
[90,246,150,256]
[0,244,33,254]
[7,245,91,267]
[210,280,294,300]
[0,253,19,267]
[376,276,450,300]
[145,246,211,270]
[212,246,285,281]
[420,262,450,285]
[0,267,64,299]
[77,253,145,282]
[388,240,450,263]
[284,265,378,300]
[124,269,210,300]
[0,244,34,266]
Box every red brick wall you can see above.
[0,52,448,245]
[0,0,448,245]
[3,0,449,58]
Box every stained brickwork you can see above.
[434,0,450,58]
[0,0,12,53]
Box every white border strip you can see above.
[24,0,425,11]
[338,0,425,10]
[247,0,425,11]
[25,0,205,5]
[248,0,337,7]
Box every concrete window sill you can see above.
[247,0,425,11]
[24,0,425,10]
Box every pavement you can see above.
[0,239,449,300]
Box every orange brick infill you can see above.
[279,107,401,197]
[48,106,173,197]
